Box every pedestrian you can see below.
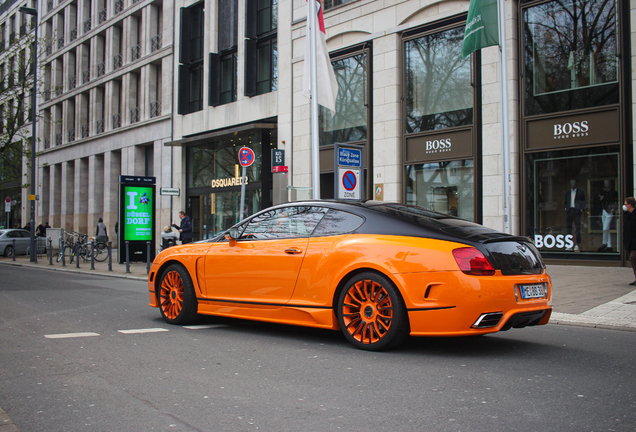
[22,222,31,231]
[35,222,46,237]
[96,218,108,243]
[172,211,193,244]
[623,197,636,285]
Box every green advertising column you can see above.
[119,176,156,264]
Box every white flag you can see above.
[303,0,338,114]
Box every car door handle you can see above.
[285,248,303,255]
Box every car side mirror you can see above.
[225,227,239,246]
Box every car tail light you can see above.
[452,247,495,276]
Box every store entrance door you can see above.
[189,189,263,241]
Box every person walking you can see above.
[96,218,108,243]
[623,197,636,285]
[172,211,193,244]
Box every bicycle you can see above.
[56,231,77,263]
[69,233,92,263]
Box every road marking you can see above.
[183,324,229,330]
[118,328,170,334]
[45,332,100,339]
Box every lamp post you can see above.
[20,5,37,263]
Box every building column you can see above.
[104,150,121,245]
[75,158,89,234]
[60,160,74,230]
[50,163,61,228]
[88,154,105,229]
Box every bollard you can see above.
[90,240,95,270]
[125,241,130,273]
[146,241,151,274]
[48,237,52,265]
[108,241,112,271]
[61,236,65,267]
[12,239,15,261]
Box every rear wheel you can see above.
[337,272,408,351]
[3,245,13,257]
[158,264,198,325]
[93,242,109,262]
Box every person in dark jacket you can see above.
[172,211,193,244]
[622,197,636,285]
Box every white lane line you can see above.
[118,328,170,334]
[183,324,230,330]
[45,332,100,339]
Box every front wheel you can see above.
[158,264,198,325]
[337,272,409,351]
[92,243,109,262]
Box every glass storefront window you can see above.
[404,26,473,133]
[405,160,474,221]
[190,189,262,240]
[187,132,263,188]
[522,0,619,115]
[319,52,367,146]
[526,147,620,257]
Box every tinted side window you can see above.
[312,210,364,237]
[239,206,327,240]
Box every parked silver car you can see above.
[0,229,45,257]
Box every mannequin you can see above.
[598,179,618,251]
[564,179,586,251]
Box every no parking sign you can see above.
[334,144,364,201]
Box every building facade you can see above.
[2,0,634,266]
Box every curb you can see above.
[0,260,147,282]
[550,312,636,332]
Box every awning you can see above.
[164,123,277,147]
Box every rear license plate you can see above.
[520,284,545,299]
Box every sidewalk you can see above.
[1,254,636,331]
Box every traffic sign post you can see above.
[238,147,255,221]
[334,144,364,201]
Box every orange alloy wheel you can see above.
[160,270,185,320]
[341,279,394,345]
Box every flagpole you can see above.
[498,0,511,233]
[308,0,321,200]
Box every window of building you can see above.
[525,146,620,257]
[210,0,237,106]
[522,0,619,116]
[178,2,204,114]
[404,26,473,133]
[319,52,367,146]
[324,0,354,10]
[245,0,277,96]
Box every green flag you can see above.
[461,0,500,59]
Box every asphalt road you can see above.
[0,266,634,432]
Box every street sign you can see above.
[4,202,10,212]
[338,168,361,200]
[4,196,10,203]
[238,147,255,167]
[334,143,364,201]
[160,187,180,196]
[272,149,285,168]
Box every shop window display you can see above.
[526,149,620,256]
[405,160,474,221]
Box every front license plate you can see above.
[520,284,545,299]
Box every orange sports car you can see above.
[148,201,551,350]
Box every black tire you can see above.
[4,245,13,258]
[337,272,409,351]
[93,243,109,262]
[158,264,198,325]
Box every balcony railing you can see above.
[150,100,161,118]
[115,0,124,14]
[46,44,52,56]
[99,8,107,24]
[97,62,105,77]
[47,0,53,12]
[82,70,90,84]
[44,137,50,149]
[130,107,139,124]
[70,27,77,41]
[113,53,123,69]
[68,128,75,142]
[131,45,140,61]
[69,75,76,89]
[54,85,63,96]
[83,18,92,33]
[96,118,104,134]
[81,124,89,138]
[112,113,121,129]
[43,89,51,101]
[57,36,64,49]
[151,34,162,52]
[55,133,62,146]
